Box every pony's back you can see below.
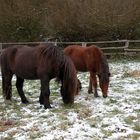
[64,45,88,71]
[64,45,106,72]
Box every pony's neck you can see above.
[100,55,109,74]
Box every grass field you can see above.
[0,59,140,140]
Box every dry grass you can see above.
[0,119,15,132]
[129,70,140,77]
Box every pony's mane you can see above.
[37,44,64,67]
[60,55,77,103]
[100,50,110,82]
[92,45,109,75]
[37,43,77,102]
[38,44,63,58]
[37,43,76,80]
[101,54,109,73]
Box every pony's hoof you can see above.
[44,105,52,109]
[103,95,107,98]
[22,100,29,104]
[39,100,44,105]
[94,94,99,98]
[88,90,93,94]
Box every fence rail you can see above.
[0,40,140,56]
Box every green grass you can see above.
[0,59,140,139]
[133,122,140,132]
[102,129,113,138]
[118,133,140,140]
[124,116,135,125]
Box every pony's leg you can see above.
[78,79,82,90]
[88,74,93,93]
[2,76,6,97]
[75,79,82,95]
[40,78,51,109]
[2,74,13,100]
[90,72,99,97]
[39,91,44,105]
[16,76,29,103]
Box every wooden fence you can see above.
[0,40,140,56]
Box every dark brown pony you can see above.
[0,44,78,109]
[64,45,110,98]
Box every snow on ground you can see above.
[0,60,140,140]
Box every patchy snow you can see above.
[0,60,140,140]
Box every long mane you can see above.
[37,44,65,76]
[98,47,110,82]
[38,43,64,63]
[37,44,77,103]
[100,49,109,73]
[61,55,77,103]
[90,45,109,73]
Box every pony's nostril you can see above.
[103,95,107,98]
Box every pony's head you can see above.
[60,56,78,104]
[98,72,110,98]
[98,55,110,98]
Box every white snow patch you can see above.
[0,61,140,140]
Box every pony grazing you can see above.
[0,44,78,109]
[64,45,110,98]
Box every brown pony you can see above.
[0,44,78,109]
[64,45,110,98]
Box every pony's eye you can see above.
[108,73,111,77]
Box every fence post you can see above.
[0,43,2,53]
[124,40,129,55]
[54,39,58,46]
[82,42,87,47]
[125,40,129,48]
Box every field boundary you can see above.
[0,40,140,56]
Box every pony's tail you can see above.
[0,50,6,98]
[0,50,2,67]
[0,48,14,100]
[60,56,77,104]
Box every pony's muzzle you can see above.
[103,95,107,98]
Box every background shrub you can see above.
[0,0,140,42]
